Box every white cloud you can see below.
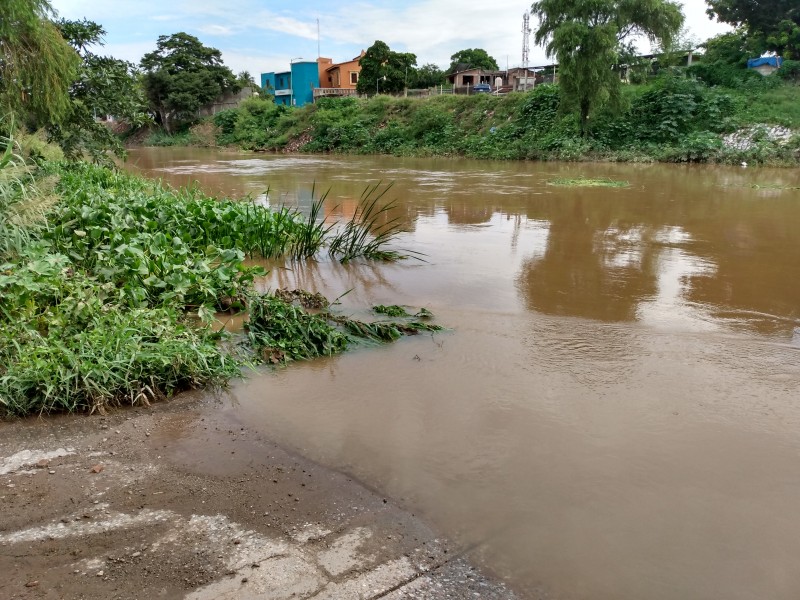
[197,24,237,36]
[255,15,319,41]
[50,0,734,75]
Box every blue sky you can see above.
[49,1,731,76]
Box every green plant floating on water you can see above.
[548,177,629,188]
[373,305,434,319]
[373,304,410,317]
[247,291,444,364]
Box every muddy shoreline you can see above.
[0,392,519,599]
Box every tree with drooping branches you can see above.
[531,0,683,135]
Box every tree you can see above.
[411,63,447,88]
[707,0,799,58]
[531,0,683,135]
[236,71,257,90]
[140,33,239,131]
[0,0,80,127]
[701,30,756,66]
[447,48,499,73]
[50,19,149,161]
[356,40,417,96]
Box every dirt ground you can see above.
[0,392,518,599]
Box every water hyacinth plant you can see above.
[0,148,434,417]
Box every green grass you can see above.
[736,85,800,128]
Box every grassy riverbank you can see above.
[149,72,800,166]
[0,137,435,417]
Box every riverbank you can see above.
[142,74,800,166]
[1,141,439,418]
[0,392,518,599]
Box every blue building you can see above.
[261,61,320,107]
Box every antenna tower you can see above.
[522,11,531,70]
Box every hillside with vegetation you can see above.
[145,0,800,166]
[162,66,800,166]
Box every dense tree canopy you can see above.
[140,33,239,131]
[51,19,149,160]
[447,48,499,73]
[0,0,79,127]
[701,30,753,66]
[707,0,800,58]
[531,0,683,135]
[410,63,447,88]
[356,40,417,96]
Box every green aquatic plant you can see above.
[327,182,410,263]
[373,304,410,317]
[0,156,435,417]
[547,177,629,188]
[246,291,444,364]
[291,184,337,259]
[245,294,349,363]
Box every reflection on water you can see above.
[127,148,800,599]
[127,148,800,337]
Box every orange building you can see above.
[315,52,365,99]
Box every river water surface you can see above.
[127,148,800,600]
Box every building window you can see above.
[350,71,359,85]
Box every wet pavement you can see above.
[0,393,518,599]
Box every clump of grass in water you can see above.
[548,177,629,188]
[327,182,416,263]
[291,183,337,259]
[246,291,444,364]
[373,305,434,319]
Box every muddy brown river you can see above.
[126,148,800,600]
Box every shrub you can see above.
[779,60,800,84]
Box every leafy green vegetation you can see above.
[1,0,80,126]
[140,32,240,133]
[0,135,436,417]
[196,75,800,165]
[531,0,683,135]
[327,182,410,263]
[357,40,417,96]
[247,293,443,364]
[373,305,411,317]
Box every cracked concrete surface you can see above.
[0,394,518,599]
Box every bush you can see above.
[779,60,800,84]
[688,62,761,89]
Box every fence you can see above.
[197,88,255,117]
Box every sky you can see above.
[49,1,732,76]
